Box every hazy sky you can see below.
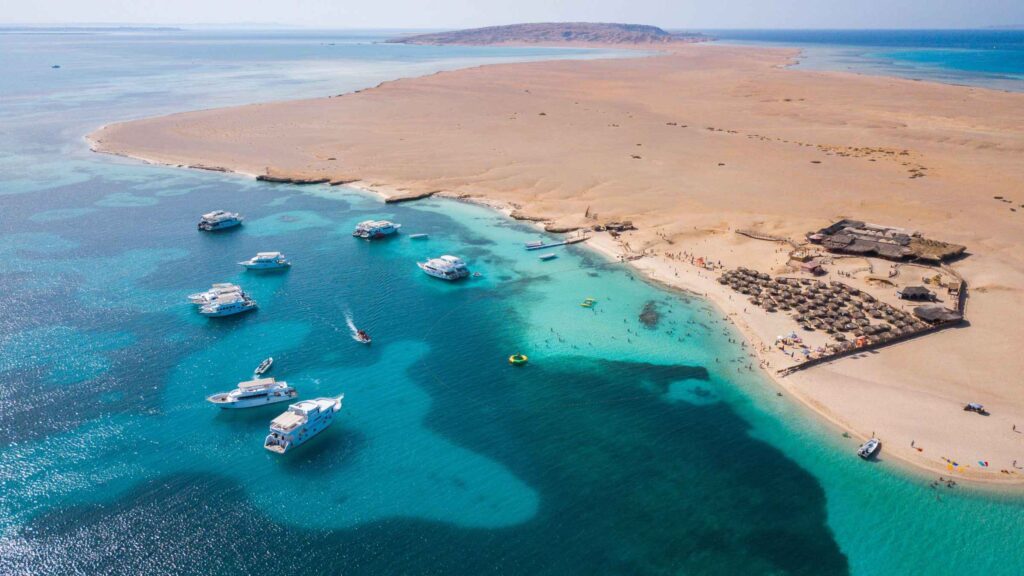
[3,0,1021,29]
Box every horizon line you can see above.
[0,22,1021,32]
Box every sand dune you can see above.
[90,44,1024,486]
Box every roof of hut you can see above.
[913,306,963,323]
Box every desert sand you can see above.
[89,43,1024,485]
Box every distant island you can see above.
[388,22,709,45]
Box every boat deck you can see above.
[270,412,305,431]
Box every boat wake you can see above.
[344,311,359,339]
[344,311,371,343]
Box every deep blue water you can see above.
[704,29,1024,91]
[0,29,1022,576]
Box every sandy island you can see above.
[88,42,1024,487]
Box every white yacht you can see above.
[352,220,401,239]
[198,210,243,231]
[206,378,297,409]
[417,255,470,281]
[199,294,257,317]
[188,283,243,305]
[264,395,344,454]
[239,252,291,270]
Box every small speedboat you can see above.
[857,437,881,460]
[254,357,273,376]
[354,330,371,344]
[539,253,557,261]
[409,233,429,240]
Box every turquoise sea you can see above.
[707,29,1024,92]
[0,29,1022,575]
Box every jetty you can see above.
[524,234,589,251]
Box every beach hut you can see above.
[898,286,935,301]
[913,306,963,324]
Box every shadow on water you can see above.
[1,144,848,575]
[273,426,367,478]
[12,354,850,576]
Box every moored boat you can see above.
[857,437,881,459]
[417,255,470,281]
[189,283,242,305]
[206,377,296,409]
[239,252,290,270]
[198,210,243,231]
[264,395,344,454]
[199,294,257,317]
[409,233,429,240]
[352,220,401,239]
[539,253,557,261]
